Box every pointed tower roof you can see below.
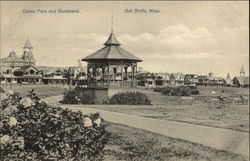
[104,32,121,46]
[23,39,33,49]
[240,65,245,73]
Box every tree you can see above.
[63,68,74,86]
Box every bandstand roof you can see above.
[82,32,142,62]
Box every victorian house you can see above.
[169,73,185,86]
[0,39,42,84]
[204,72,225,86]
[197,75,209,86]
[42,68,67,85]
[154,73,171,87]
[136,72,155,88]
[184,74,199,86]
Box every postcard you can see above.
[0,1,249,161]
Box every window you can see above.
[29,70,35,75]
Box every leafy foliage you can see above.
[188,86,200,95]
[156,86,200,96]
[161,87,174,96]
[0,88,109,160]
[110,91,151,105]
[153,87,164,93]
[0,87,5,93]
[60,87,95,104]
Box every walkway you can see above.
[45,95,249,157]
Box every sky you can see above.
[1,1,249,78]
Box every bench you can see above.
[231,97,248,105]
[204,97,230,108]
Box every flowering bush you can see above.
[0,88,109,160]
[110,91,151,105]
[60,87,95,104]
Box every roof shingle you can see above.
[82,32,142,62]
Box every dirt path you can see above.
[45,95,249,157]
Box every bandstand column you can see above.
[121,60,123,87]
[135,63,137,87]
[102,67,105,86]
[102,67,105,79]
[132,64,135,82]
[107,63,110,86]
[130,63,133,86]
[113,67,117,81]
[124,66,128,81]
[93,67,96,82]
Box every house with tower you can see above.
[232,65,249,88]
[0,38,42,84]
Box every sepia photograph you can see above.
[0,1,249,160]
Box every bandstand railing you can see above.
[87,80,137,88]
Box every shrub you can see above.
[60,87,95,104]
[162,87,174,96]
[110,91,151,105]
[79,94,95,104]
[0,87,4,93]
[188,86,200,95]
[161,86,199,96]
[192,90,200,95]
[0,89,109,160]
[179,86,192,96]
[153,87,164,93]
[61,88,79,104]
[172,87,183,96]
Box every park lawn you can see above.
[133,86,249,105]
[2,85,249,132]
[1,84,68,98]
[87,87,249,132]
[84,103,249,132]
[104,122,247,161]
[197,86,249,97]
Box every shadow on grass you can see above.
[104,122,247,161]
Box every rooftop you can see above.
[82,32,142,62]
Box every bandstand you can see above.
[82,31,142,89]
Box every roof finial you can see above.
[111,8,113,33]
[10,45,15,52]
[240,64,245,74]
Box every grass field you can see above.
[87,86,249,132]
[1,84,68,98]
[2,85,249,132]
[104,122,247,161]
[197,86,249,97]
